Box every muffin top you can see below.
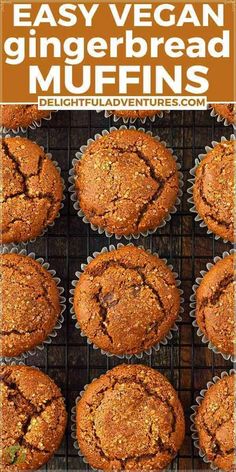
[195,373,234,472]
[75,129,179,236]
[74,246,180,355]
[0,365,67,471]
[211,104,235,125]
[1,137,63,244]
[111,110,159,119]
[0,253,61,358]
[76,364,185,471]
[196,254,234,356]
[193,140,234,242]
[0,105,51,130]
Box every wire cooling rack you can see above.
[5,110,233,471]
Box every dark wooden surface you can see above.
[9,110,233,471]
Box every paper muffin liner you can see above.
[190,368,236,471]
[190,248,236,363]
[69,125,183,240]
[0,360,26,366]
[71,391,94,469]
[69,242,184,360]
[71,383,173,472]
[96,109,170,124]
[0,246,66,363]
[0,110,56,135]
[187,133,235,244]
[208,104,236,129]
[1,135,65,249]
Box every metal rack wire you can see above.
[13,109,232,471]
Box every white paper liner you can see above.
[97,110,169,124]
[69,242,184,360]
[190,249,236,363]
[187,133,235,244]
[0,246,66,363]
[208,104,236,129]
[1,135,65,249]
[71,387,96,470]
[0,111,55,135]
[190,369,236,471]
[71,380,173,472]
[69,125,183,240]
[0,360,25,366]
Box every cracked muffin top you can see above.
[211,104,235,125]
[0,105,51,130]
[76,364,185,471]
[193,140,235,242]
[196,254,235,356]
[0,365,67,471]
[0,253,61,358]
[74,129,179,236]
[0,137,63,244]
[111,110,159,120]
[74,246,180,355]
[195,373,234,472]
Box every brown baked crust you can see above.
[75,129,179,236]
[195,373,234,472]
[196,254,234,356]
[111,110,159,119]
[74,246,180,355]
[0,253,61,357]
[0,365,67,471]
[193,140,234,242]
[76,364,185,471]
[1,137,63,244]
[211,104,236,125]
[0,105,51,130]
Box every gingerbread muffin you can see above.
[74,246,180,355]
[74,129,179,236]
[1,136,63,244]
[195,254,234,357]
[0,105,51,130]
[76,364,185,471]
[111,110,159,120]
[194,373,234,472]
[0,253,62,358]
[0,365,67,471]
[193,139,234,242]
[211,104,235,125]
